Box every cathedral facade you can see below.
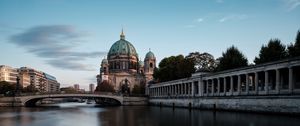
[97,30,156,92]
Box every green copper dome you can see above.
[108,32,138,58]
[145,51,155,59]
[101,58,108,64]
[138,61,144,67]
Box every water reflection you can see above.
[0,103,300,126]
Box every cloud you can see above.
[184,25,196,28]
[282,0,300,11]
[216,0,224,3]
[196,18,204,22]
[219,14,248,22]
[10,25,106,71]
[47,59,95,71]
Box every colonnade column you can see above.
[211,80,214,96]
[289,67,294,94]
[198,79,202,96]
[230,76,233,95]
[206,80,209,95]
[223,77,227,95]
[246,74,249,94]
[217,78,220,95]
[191,81,195,97]
[265,71,269,94]
[255,72,259,94]
[275,69,280,93]
[237,75,241,95]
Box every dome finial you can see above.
[120,28,125,40]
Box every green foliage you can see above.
[254,39,287,64]
[153,55,195,82]
[186,52,217,72]
[216,46,248,71]
[95,80,115,93]
[131,84,145,94]
[0,81,15,96]
[288,30,300,57]
[23,84,38,93]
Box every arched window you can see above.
[150,63,153,68]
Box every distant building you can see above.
[89,83,95,93]
[74,84,80,91]
[0,65,18,84]
[0,65,60,93]
[20,67,46,92]
[44,73,60,92]
[17,68,31,87]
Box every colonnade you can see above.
[149,59,300,98]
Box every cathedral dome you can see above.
[138,61,144,67]
[107,30,138,59]
[145,51,155,59]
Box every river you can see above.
[0,103,299,126]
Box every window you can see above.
[150,63,153,68]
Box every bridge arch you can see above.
[22,94,123,107]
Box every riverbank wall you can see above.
[149,95,300,115]
[0,97,22,107]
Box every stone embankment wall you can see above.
[149,96,300,114]
[0,97,22,107]
[123,97,148,105]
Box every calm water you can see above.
[0,103,300,126]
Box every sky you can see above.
[0,0,299,90]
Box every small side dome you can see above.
[145,51,155,59]
[101,58,108,64]
[138,61,144,67]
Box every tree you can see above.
[153,55,195,82]
[216,46,248,71]
[23,84,38,93]
[186,52,217,72]
[95,80,115,93]
[254,39,287,64]
[131,81,146,94]
[288,30,300,57]
[0,81,15,96]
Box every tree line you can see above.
[154,30,300,82]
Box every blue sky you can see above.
[0,0,299,89]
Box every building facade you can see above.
[18,68,31,87]
[89,83,95,93]
[44,73,60,93]
[97,30,156,92]
[0,65,18,84]
[74,84,80,91]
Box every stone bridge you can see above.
[0,94,148,107]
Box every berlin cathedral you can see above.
[97,30,156,93]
